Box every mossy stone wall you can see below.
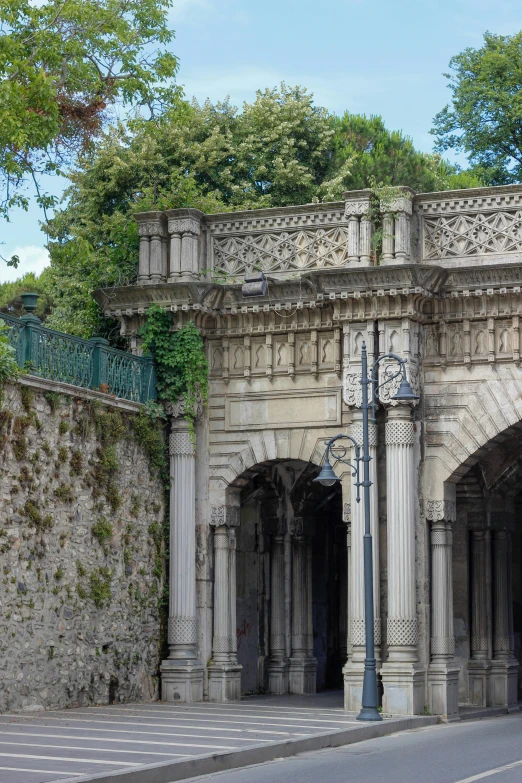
[0,382,166,712]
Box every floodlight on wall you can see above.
[241,272,268,298]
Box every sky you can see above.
[1,0,521,283]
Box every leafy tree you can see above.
[323,113,461,198]
[0,0,178,223]
[0,269,53,318]
[432,31,522,185]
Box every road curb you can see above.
[57,715,439,783]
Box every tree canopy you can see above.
[0,0,178,221]
[432,31,522,185]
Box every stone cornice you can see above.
[206,201,347,235]
[416,184,522,215]
[443,263,522,294]
[94,266,447,318]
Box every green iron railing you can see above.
[1,308,156,405]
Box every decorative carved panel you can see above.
[213,227,352,276]
[424,211,522,260]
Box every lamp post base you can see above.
[357,706,382,721]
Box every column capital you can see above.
[426,500,456,524]
[210,504,240,528]
[165,387,205,421]
[288,516,304,536]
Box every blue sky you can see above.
[2,0,521,282]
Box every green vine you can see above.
[364,182,412,264]
[139,305,208,431]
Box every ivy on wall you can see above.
[139,306,208,427]
[0,322,19,394]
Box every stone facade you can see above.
[95,184,522,717]
[0,380,165,712]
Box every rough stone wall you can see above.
[0,381,165,713]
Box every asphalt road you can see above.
[185,712,522,783]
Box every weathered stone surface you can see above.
[0,382,165,712]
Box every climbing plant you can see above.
[0,322,19,396]
[139,305,208,428]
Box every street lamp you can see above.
[315,342,418,721]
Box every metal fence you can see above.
[1,312,156,405]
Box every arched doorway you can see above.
[452,425,522,709]
[233,459,344,695]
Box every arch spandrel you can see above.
[424,364,522,487]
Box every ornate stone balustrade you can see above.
[134,185,522,282]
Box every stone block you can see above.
[343,662,364,712]
[288,658,317,695]
[428,664,460,720]
[489,661,519,710]
[467,661,490,708]
[160,660,204,703]
[207,664,242,702]
[381,665,425,715]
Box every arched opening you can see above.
[452,424,522,709]
[233,459,344,695]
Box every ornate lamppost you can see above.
[315,342,418,721]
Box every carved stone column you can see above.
[344,412,381,712]
[135,211,166,283]
[289,521,316,694]
[160,418,204,702]
[267,530,289,694]
[165,208,204,281]
[138,234,150,282]
[228,527,238,666]
[379,190,412,265]
[338,523,348,667]
[381,405,424,715]
[167,222,182,280]
[344,193,371,266]
[208,504,242,701]
[490,529,518,709]
[181,221,200,278]
[468,529,491,707]
[426,500,459,721]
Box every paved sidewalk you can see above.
[0,693,438,783]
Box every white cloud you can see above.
[0,246,50,284]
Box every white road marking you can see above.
[0,767,82,777]
[0,723,308,741]
[0,752,135,766]
[34,708,357,729]
[454,759,522,782]
[0,729,276,744]
[0,716,294,737]
[0,740,189,757]
[102,704,348,717]
[78,706,357,725]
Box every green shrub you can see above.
[89,567,112,608]
[53,483,74,503]
[92,517,113,548]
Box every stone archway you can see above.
[212,458,344,699]
[451,425,522,710]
